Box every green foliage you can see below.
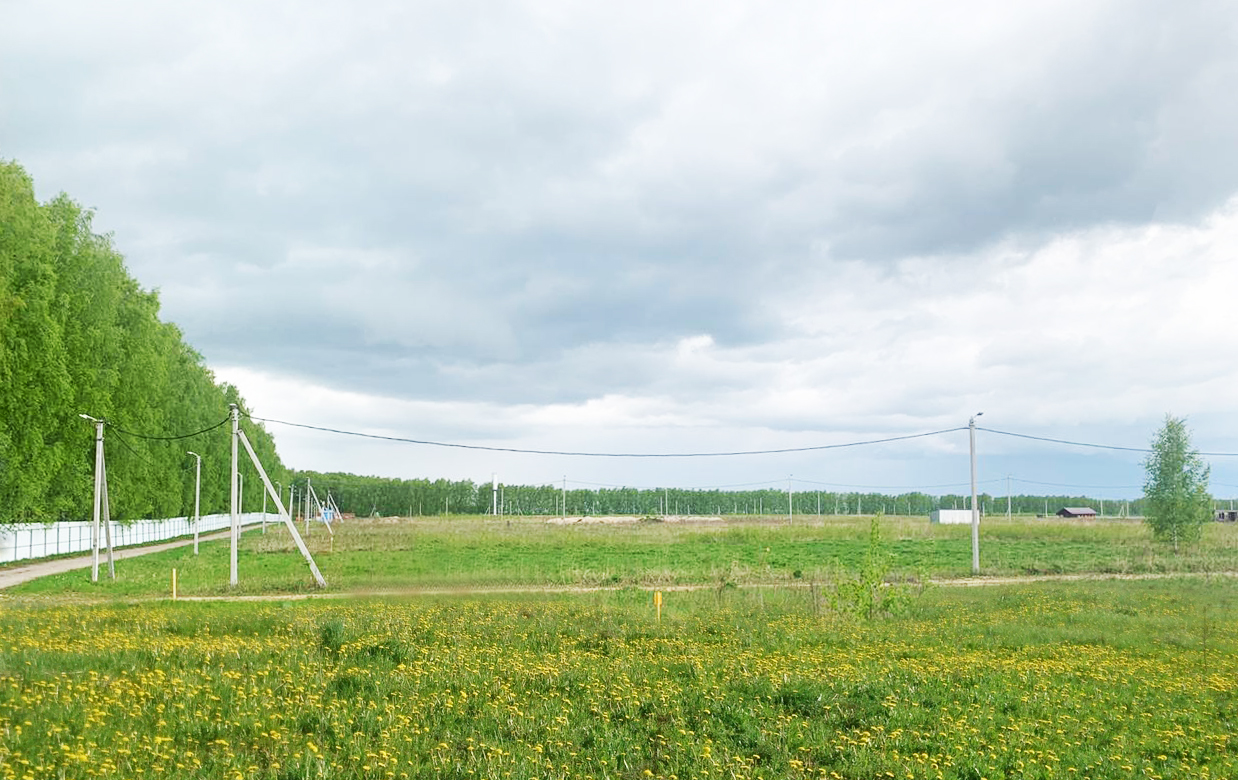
[1143,415,1212,551]
[0,160,285,524]
[829,514,922,618]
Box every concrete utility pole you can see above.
[788,475,793,525]
[83,414,104,582]
[230,404,240,587]
[188,451,202,554]
[1007,474,1012,519]
[970,413,983,575]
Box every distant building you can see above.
[1216,510,1237,522]
[1056,507,1098,519]
[930,509,973,525]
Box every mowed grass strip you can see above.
[1,579,1236,780]
[6,514,1237,598]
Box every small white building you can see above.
[930,509,973,525]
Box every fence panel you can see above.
[0,514,273,564]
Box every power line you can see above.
[107,429,161,469]
[247,414,966,458]
[107,415,232,441]
[1010,477,1142,490]
[792,476,1004,490]
[979,426,1238,457]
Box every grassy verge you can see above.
[6,514,1237,598]
[1,578,1236,779]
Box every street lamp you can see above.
[187,452,202,554]
[969,412,984,575]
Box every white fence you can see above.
[0,513,274,565]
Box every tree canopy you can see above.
[0,160,286,524]
[1142,414,1212,550]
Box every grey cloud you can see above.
[5,0,1238,439]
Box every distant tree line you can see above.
[284,470,1158,519]
[0,161,286,524]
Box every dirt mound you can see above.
[545,515,723,525]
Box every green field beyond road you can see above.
[5,514,1237,598]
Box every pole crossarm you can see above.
[236,427,327,588]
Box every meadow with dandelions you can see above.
[2,576,1236,780]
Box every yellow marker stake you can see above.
[172,568,177,601]
[654,591,663,622]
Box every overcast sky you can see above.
[5,0,1238,499]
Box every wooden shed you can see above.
[1056,507,1098,519]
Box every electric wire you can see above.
[979,426,1238,457]
[107,415,231,441]
[792,476,1004,490]
[106,429,161,470]
[1010,477,1142,490]
[245,414,966,457]
[92,411,1237,498]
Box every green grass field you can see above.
[5,514,1237,598]
[2,580,1236,779]
[2,516,1237,779]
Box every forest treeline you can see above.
[290,469,1150,519]
[0,161,286,524]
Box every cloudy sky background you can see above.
[5,0,1238,500]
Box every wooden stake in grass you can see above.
[654,591,662,622]
[171,568,177,601]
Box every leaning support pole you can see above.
[326,494,341,535]
[101,454,115,580]
[237,427,327,587]
[90,418,104,582]
[305,483,335,537]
